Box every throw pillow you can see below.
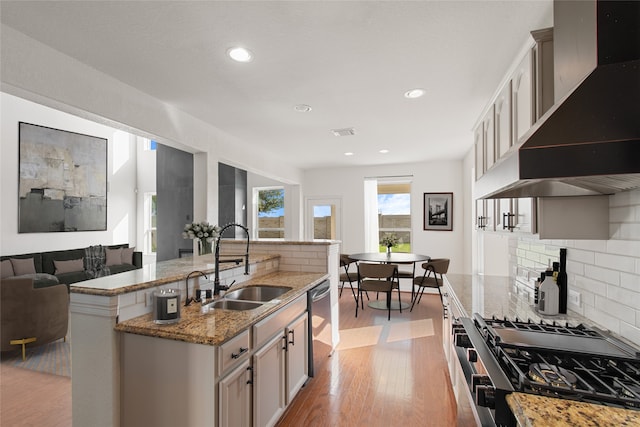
[1,259,15,278]
[105,247,123,266]
[121,247,135,265]
[10,257,36,276]
[54,258,84,274]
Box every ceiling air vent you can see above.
[331,128,356,137]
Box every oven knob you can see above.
[471,374,491,393]
[454,333,471,348]
[467,348,477,362]
[476,385,496,409]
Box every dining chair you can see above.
[356,262,400,320]
[339,254,358,302]
[410,258,450,312]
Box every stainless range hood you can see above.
[476,0,640,199]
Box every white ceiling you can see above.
[0,1,553,171]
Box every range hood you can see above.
[476,0,640,199]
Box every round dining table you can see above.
[348,252,431,310]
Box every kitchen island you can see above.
[443,273,640,426]
[68,240,340,427]
[116,271,328,427]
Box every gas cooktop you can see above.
[474,314,640,409]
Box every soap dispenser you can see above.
[538,270,559,315]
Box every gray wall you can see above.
[218,163,247,239]
[157,144,194,261]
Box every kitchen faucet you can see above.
[184,270,208,306]
[214,223,250,295]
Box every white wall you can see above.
[0,93,137,255]
[302,160,466,274]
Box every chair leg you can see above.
[386,291,391,320]
[355,288,360,318]
[397,285,402,314]
[349,282,358,303]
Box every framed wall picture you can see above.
[18,122,108,233]
[424,192,453,231]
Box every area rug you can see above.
[1,339,71,377]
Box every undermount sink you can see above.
[224,285,292,302]
[208,299,263,311]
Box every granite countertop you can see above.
[507,392,640,427]
[445,273,592,327]
[115,271,328,346]
[69,253,278,296]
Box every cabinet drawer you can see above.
[253,294,307,349]
[218,329,251,375]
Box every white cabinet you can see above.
[252,295,308,427]
[476,199,495,232]
[219,360,252,427]
[483,106,496,171]
[512,51,534,145]
[495,82,512,159]
[498,197,536,234]
[474,123,484,180]
[253,333,287,427]
[286,313,309,402]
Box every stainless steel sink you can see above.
[209,300,263,311]
[224,285,292,302]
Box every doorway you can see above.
[305,197,342,241]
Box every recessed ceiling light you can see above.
[344,152,354,156]
[379,149,389,154]
[404,88,426,99]
[227,47,253,62]
[294,104,312,113]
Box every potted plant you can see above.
[380,233,401,254]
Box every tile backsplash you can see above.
[510,188,640,347]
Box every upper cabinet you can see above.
[474,28,553,180]
[495,82,512,159]
[474,28,552,235]
[512,52,533,144]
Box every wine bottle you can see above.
[558,248,568,313]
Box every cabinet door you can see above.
[219,360,252,427]
[286,313,308,404]
[474,123,484,180]
[253,333,286,427]
[497,199,514,232]
[484,199,496,232]
[513,198,537,234]
[512,51,534,144]
[476,199,486,230]
[495,82,512,159]
[483,106,495,171]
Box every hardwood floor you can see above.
[277,291,474,427]
[0,363,71,426]
[0,290,472,427]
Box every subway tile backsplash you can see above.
[510,188,640,347]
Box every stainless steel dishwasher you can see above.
[307,279,332,377]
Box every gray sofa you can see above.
[0,244,142,287]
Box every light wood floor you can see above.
[0,362,71,426]
[0,290,472,427]
[277,290,474,427]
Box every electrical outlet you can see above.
[146,291,153,307]
[569,290,581,307]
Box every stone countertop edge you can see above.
[506,392,640,427]
[69,253,279,296]
[115,271,329,346]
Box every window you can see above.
[374,181,412,252]
[144,192,157,253]
[255,187,285,239]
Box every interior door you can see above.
[305,197,342,241]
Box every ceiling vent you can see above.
[331,128,356,137]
